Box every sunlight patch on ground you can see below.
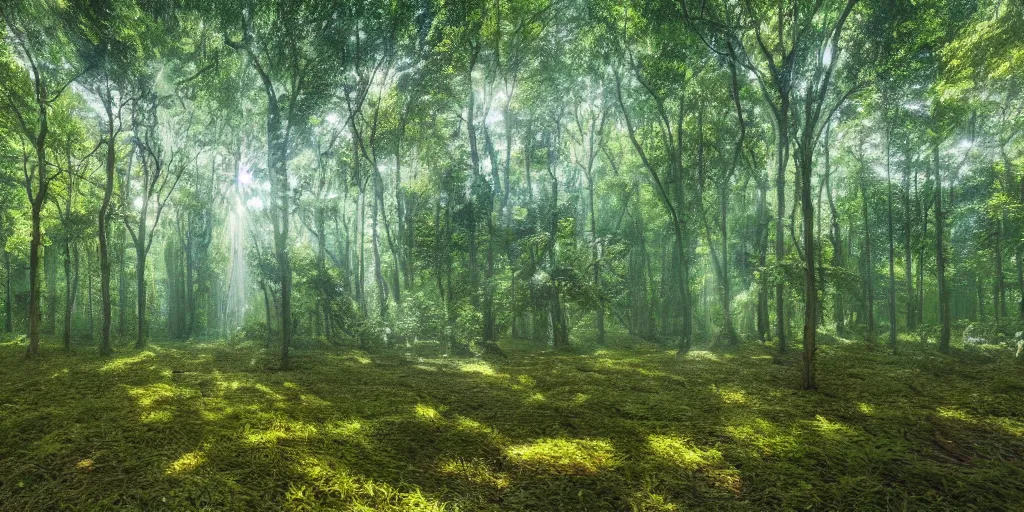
[127,382,180,408]
[858,402,875,415]
[75,458,94,471]
[989,416,1024,437]
[438,457,509,489]
[628,492,679,511]
[811,415,854,437]
[454,416,497,437]
[166,450,206,474]
[300,393,330,406]
[141,410,173,423]
[936,406,975,423]
[415,403,442,421]
[290,455,360,503]
[323,419,368,442]
[715,386,747,404]
[725,419,799,456]
[252,383,285,401]
[243,420,318,445]
[506,438,618,474]
[527,392,546,402]
[0,335,26,347]
[459,361,497,376]
[686,350,721,362]
[647,435,724,470]
[101,351,155,372]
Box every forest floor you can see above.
[1,334,1023,511]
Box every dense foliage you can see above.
[1,1,1022,387]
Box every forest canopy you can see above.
[1,0,1024,509]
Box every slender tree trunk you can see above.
[117,226,126,336]
[549,171,569,351]
[268,109,292,369]
[371,173,388,318]
[799,147,817,390]
[588,172,604,345]
[135,243,147,349]
[886,134,897,348]
[904,157,916,331]
[860,164,875,341]
[977,273,985,321]
[63,241,73,350]
[99,104,115,356]
[45,244,57,335]
[3,250,11,333]
[86,244,93,338]
[27,129,49,357]
[756,181,769,341]
[934,144,951,352]
[775,104,789,353]
[995,217,1005,321]
[466,62,481,313]
[1016,245,1023,319]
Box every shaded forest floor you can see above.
[1,334,1023,511]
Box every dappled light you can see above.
[0,336,1023,509]
[506,438,619,475]
[1,0,1023,509]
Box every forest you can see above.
[0,0,1023,510]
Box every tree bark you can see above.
[3,250,11,333]
[934,144,951,352]
[860,157,875,341]
[886,130,897,348]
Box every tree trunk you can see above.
[27,126,49,357]
[549,172,569,351]
[886,135,897,348]
[372,173,388,318]
[45,243,57,335]
[774,103,789,354]
[756,181,769,341]
[860,166,875,341]
[1016,245,1023,319]
[995,217,1005,322]
[3,251,11,333]
[588,171,604,345]
[904,155,915,331]
[135,243,147,348]
[799,147,817,390]
[63,241,73,350]
[99,105,115,356]
[934,144,951,352]
[87,243,93,338]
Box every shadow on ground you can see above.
[0,335,1023,511]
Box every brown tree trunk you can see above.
[934,144,951,352]
[63,241,74,350]
[775,101,789,354]
[3,250,11,333]
[799,147,817,390]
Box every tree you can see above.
[1,2,87,356]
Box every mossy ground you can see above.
[1,334,1023,511]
